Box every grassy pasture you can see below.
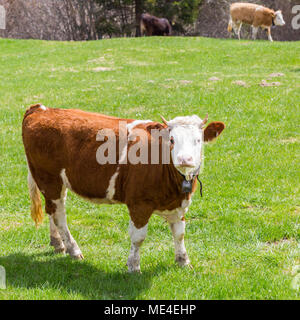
[0,36,299,300]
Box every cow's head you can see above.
[161,115,225,179]
[274,10,285,26]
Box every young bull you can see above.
[228,2,285,41]
[22,104,225,272]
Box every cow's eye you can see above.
[195,138,201,144]
[170,137,175,145]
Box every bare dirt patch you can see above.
[0,221,23,231]
[179,80,193,85]
[51,67,79,73]
[123,106,146,116]
[279,137,299,144]
[88,56,113,64]
[93,67,116,72]
[208,76,221,81]
[232,80,248,87]
[265,238,295,247]
[268,73,285,79]
[127,61,154,67]
[260,80,281,87]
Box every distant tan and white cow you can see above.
[22,104,225,272]
[228,2,285,41]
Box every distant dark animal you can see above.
[140,13,172,36]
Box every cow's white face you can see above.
[167,116,205,179]
[274,10,285,26]
[162,115,225,180]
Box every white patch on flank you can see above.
[60,168,119,204]
[39,105,47,111]
[105,120,153,201]
[60,169,72,190]
[255,6,263,12]
[106,168,119,200]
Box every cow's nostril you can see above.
[177,155,194,167]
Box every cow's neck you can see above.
[272,17,275,27]
[165,163,198,202]
[167,163,185,195]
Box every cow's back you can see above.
[22,104,128,164]
[230,3,274,27]
[230,2,259,25]
[22,104,133,200]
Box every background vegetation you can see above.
[95,0,202,37]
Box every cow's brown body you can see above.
[228,2,284,41]
[230,3,275,28]
[22,105,194,227]
[22,104,224,271]
[140,13,172,36]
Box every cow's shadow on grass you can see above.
[0,251,169,299]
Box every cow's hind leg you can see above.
[49,215,65,253]
[45,185,83,260]
[252,26,259,40]
[232,20,239,36]
[168,216,190,267]
[227,16,233,34]
[127,220,148,272]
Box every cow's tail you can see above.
[228,16,233,33]
[27,166,44,227]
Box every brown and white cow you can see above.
[22,104,225,272]
[140,13,172,36]
[228,2,285,41]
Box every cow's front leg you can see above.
[267,27,273,42]
[169,218,190,267]
[127,220,148,273]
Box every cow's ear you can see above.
[204,121,225,142]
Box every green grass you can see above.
[0,36,299,300]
